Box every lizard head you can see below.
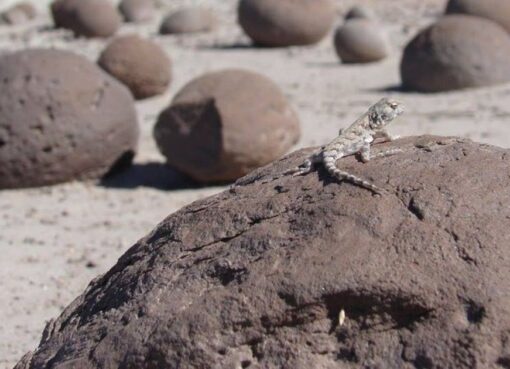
[368,98,404,130]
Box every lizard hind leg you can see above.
[323,159,384,194]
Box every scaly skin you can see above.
[287,97,404,194]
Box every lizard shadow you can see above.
[99,162,204,190]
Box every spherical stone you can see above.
[400,15,510,92]
[238,0,336,47]
[159,7,217,35]
[0,49,139,189]
[51,0,121,38]
[15,136,510,369]
[98,35,172,100]
[118,0,155,23]
[153,69,301,182]
[345,5,375,20]
[334,19,389,63]
[1,2,37,24]
[446,0,510,33]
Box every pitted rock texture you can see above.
[153,69,300,183]
[118,0,155,23]
[446,0,510,33]
[159,7,217,35]
[238,0,336,47]
[401,15,510,92]
[98,34,172,100]
[0,49,139,189]
[15,136,510,368]
[334,19,389,64]
[51,0,121,38]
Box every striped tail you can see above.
[323,157,383,194]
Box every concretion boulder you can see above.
[401,15,510,92]
[238,0,336,47]
[118,0,155,23]
[98,35,172,100]
[159,7,217,35]
[153,69,300,182]
[1,2,36,25]
[0,49,139,189]
[334,19,389,63]
[446,0,510,33]
[51,0,121,38]
[14,136,510,368]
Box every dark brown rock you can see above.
[446,0,510,33]
[334,19,389,63]
[1,2,36,24]
[14,136,510,368]
[98,34,172,100]
[159,7,217,35]
[118,0,154,23]
[153,69,300,183]
[238,0,336,47]
[0,49,139,189]
[51,0,121,38]
[401,15,510,92]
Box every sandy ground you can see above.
[3,0,510,367]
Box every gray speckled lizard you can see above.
[285,97,404,194]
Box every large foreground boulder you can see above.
[401,15,510,92]
[0,49,139,189]
[446,0,510,33]
[154,69,300,183]
[238,0,336,47]
[16,136,510,368]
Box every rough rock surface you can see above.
[334,19,389,64]
[15,136,510,368]
[446,0,510,33]
[401,15,510,92]
[153,69,300,183]
[118,0,155,23]
[238,0,336,47]
[1,2,36,25]
[159,7,217,35]
[0,49,139,189]
[98,34,172,100]
[51,0,121,38]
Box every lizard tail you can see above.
[323,158,382,194]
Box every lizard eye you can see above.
[389,102,398,109]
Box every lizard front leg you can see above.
[375,129,400,142]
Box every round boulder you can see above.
[345,5,375,20]
[118,0,154,23]
[334,19,389,63]
[446,0,510,33]
[159,7,217,35]
[98,35,172,100]
[401,15,510,92]
[238,0,336,47]
[14,136,510,369]
[1,2,37,25]
[153,69,301,182]
[0,49,139,189]
[51,0,121,38]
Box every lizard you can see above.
[283,97,404,194]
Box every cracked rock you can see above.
[0,48,139,189]
[15,136,510,368]
[153,69,300,183]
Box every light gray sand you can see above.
[3,0,510,366]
